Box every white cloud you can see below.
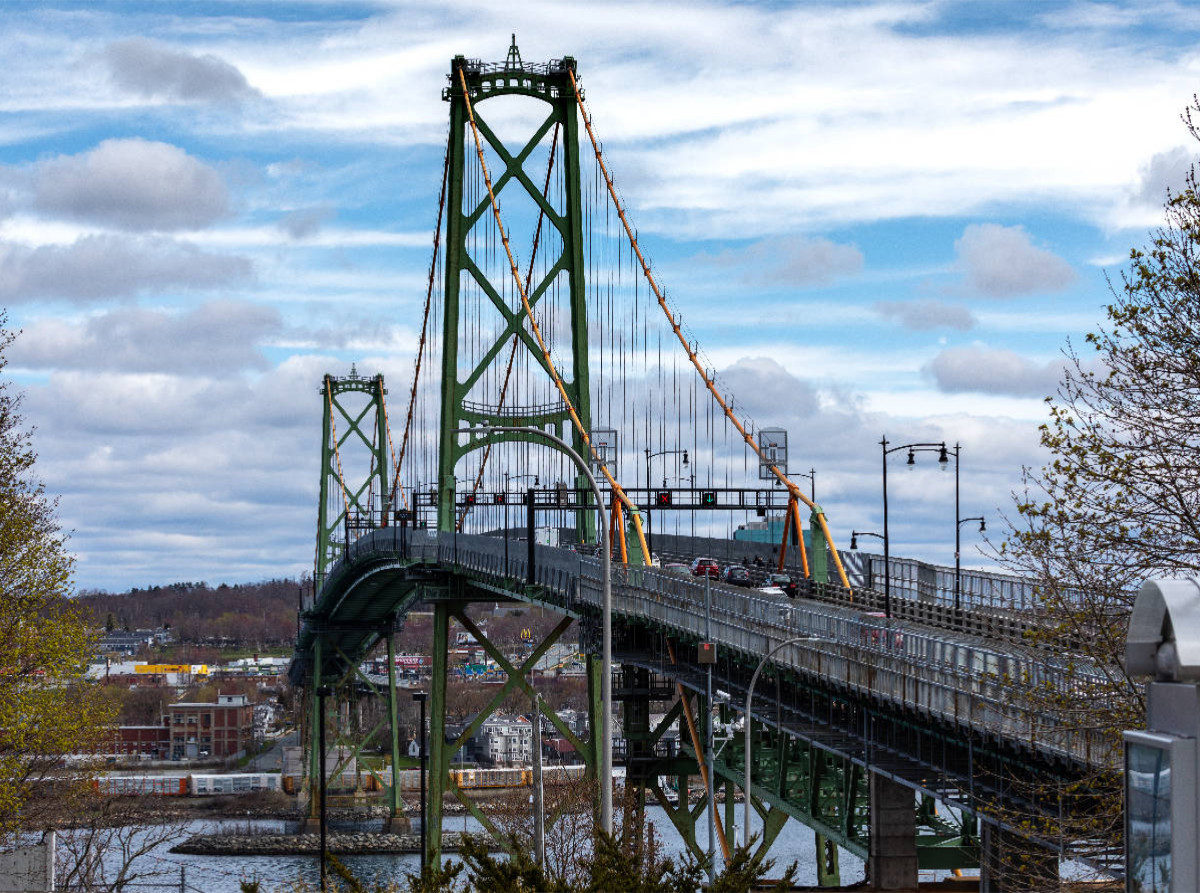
[0,234,252,303]
[278,206,335,240]
[874,300,976,331]
[1133,145,1193,206]
[103,37,259,103]
[954,224,1075,297]
[693,235,863,287]
[9,302,279,375]
[925,345,1065,397]
[34,139,229,231]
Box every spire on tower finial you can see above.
[349,363,358,378]
[505,34,523,70]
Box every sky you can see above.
[2,0,1198,592]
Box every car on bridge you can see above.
[662,562,691,577]
[762,572,798,598]
[720,565,754,588]
[690,557,719,578]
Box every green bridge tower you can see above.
[437,37,593,539]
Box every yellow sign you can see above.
[134,664,208,675]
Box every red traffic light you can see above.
[656,491,672,506]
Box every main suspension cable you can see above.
[569,69,850,588]
[458,67,652,562]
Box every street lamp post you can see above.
[315,684,332,892]
[454,426,613,834]
[644,448,688,556]
[880,438,949,618]
[849,531,884,596]
[955,514,986,611]
[794,468,816,503]
[744,637,812,849]
[412,691,428,874]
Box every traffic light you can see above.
[494,492,506,504]
[656,491,672,506]
[701,491,717,506]
[464,493,476,505]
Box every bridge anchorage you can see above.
[290,39,1120,891]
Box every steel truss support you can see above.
[303,628,413,830]
[438,46,594,542]
[616,668,714,861]
[316,370,390,585]
[423,602,599,865]
[715,713,868,872]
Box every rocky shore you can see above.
[172,830,483,856]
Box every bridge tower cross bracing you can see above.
[316,368,390,585]
[437,42,594,542]
[307,368,413,830]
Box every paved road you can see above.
[247,729,298,772]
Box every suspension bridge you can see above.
[289,40,1117,891]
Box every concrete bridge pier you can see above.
[868,771,918,891]
[979,820,1059,892]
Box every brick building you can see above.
[168,692,254,759]
[111,723,171,759]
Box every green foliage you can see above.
[994,100,1200,871]
[401,860,465,893]
[0,313,115,835]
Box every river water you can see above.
[115,808,872,892]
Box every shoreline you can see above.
[172,830,486,856]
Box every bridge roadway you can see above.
[291,526,1115,865]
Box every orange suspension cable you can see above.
[569,70,850,588]
[327,389,352,525]
[792,498,810,579]
[457,67,652,564]
[380,384,402,517]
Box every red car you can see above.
[690,557,720,578]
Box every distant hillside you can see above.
[74,579,302,647]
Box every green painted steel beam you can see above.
[438,51,593,541]
[315,371,389,584]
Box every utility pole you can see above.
[533,694,545,866]
[704,572,716,885]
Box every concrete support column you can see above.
[867,771,918,891]
[979,821,1059,893]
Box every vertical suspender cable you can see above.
[457,68,652,563]
[569,71,850,589]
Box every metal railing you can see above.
[304,529,1115,772]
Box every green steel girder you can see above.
[316,370,389,583]
[706,722,870,862]
[423,602,599,866]
[706,716,978,872]
[438,47,593,543]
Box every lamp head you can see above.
[979,519,986,533]
[906,450,915,468]
[682,450,689,466]
[938,444,949,469]
[850,533,858,550]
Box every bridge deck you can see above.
[293,528,1114,773]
